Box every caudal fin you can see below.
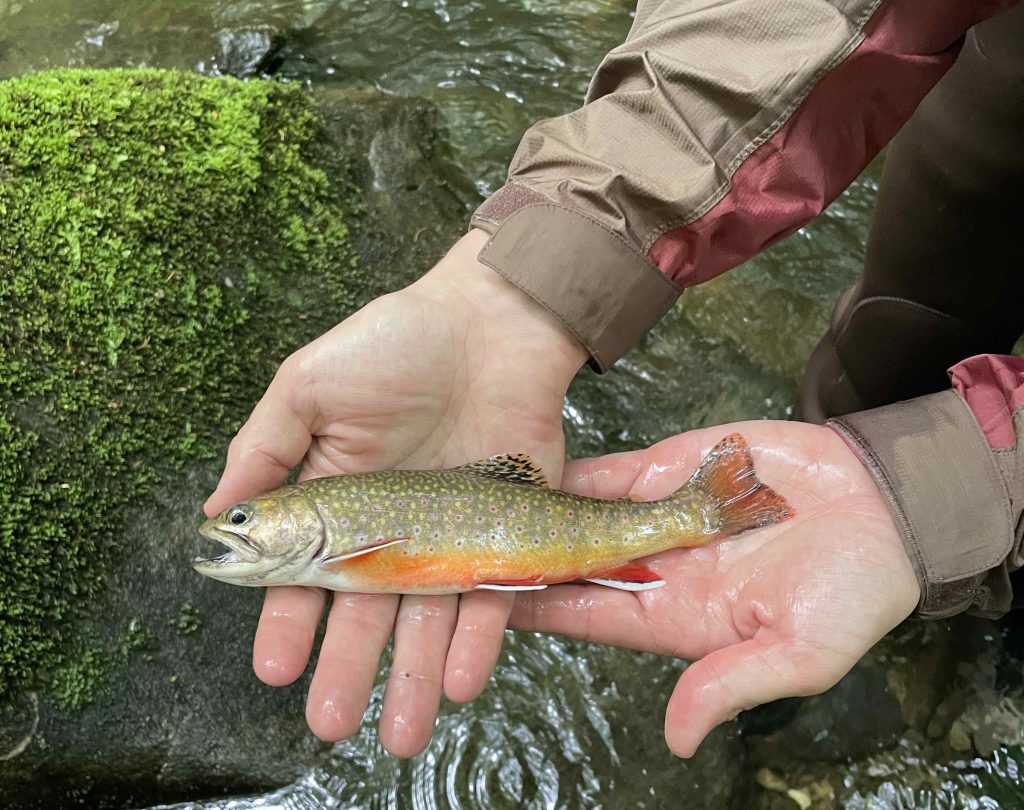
[687,433,793,537]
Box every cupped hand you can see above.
[509,420,920,758]
[204,229,586,757]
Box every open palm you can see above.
[204,230,586,757]
[509,420,920,757]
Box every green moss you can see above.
[0,68,363,698]
[171,603,202,636]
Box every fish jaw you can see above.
[193,522,281,585]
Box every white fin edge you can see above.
[584,578,666,591]
[475,583,548,591]
[319,537,410,566]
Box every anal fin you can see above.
[584,562,665,592]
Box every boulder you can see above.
[0,68,466,807]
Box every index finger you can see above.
[204,362,313,517]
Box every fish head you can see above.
[193,488,323,586]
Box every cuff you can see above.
[471,188,681,372]
[828,391,1014,619]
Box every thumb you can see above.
[204,360,312,517]
[665,638,836,758]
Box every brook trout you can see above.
[194,434,792,593]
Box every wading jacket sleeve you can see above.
[469,0,1022,617]
[470,0,1014,371]
[829,356,1024,619]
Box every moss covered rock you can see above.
[0,68,362,698]
[0,70,468,805]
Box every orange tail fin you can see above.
[685,433,793,536]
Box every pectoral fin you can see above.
[319,537,410,569]
[584,562,665,591]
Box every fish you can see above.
[193,433,793,594]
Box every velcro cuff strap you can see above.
[828,391,1013,618]
[473,202,681,372]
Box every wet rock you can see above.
[0,76,469,808]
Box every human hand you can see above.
[508,420,920,757]
[204,228,587,757]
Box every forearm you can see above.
[473,0,1015,370]
[828,354,1024,618]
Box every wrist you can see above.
[411,229,589,385]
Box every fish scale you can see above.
[194,434,794,594]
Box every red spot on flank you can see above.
[489,506,497,513]
[593,539,600,546]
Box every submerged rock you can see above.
[0,69,466,807]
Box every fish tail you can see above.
[686,433,793,537]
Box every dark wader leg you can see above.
[796,3,1024,423]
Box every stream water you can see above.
[3,2,1023,808]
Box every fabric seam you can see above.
[639,0,882,252]
[484,202,684,297]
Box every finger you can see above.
[379,595,458,759]
[560,431,707,502]
[443,590,514,703]
[252,586,327,686]
[305,592,400,742]
[665,637,832,758]
[561,423,789,503]
[204,361,312,517]
[507,585,660,652]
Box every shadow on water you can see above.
[3,1,1024,808]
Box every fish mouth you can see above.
[193,523,262,577]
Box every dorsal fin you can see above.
[452,453,549,487]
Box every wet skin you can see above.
[206,230,917,759]
[509,420,918,757]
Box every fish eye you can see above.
[228,505,252,526]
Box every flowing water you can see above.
[3,2,1024,808]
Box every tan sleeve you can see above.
[470,1,1013,370]
[828,391,1024,619]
